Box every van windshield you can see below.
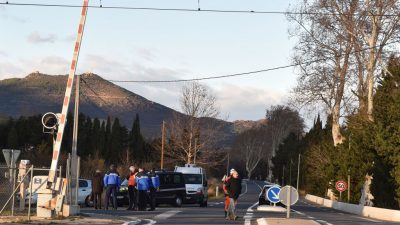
[183,174,202,184]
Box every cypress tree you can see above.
[129,114,145,162]
[372,55,400,208]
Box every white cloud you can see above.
[63,34,75,42]
[0,6,26,23]
[0,62,24,79]
[135,48,157,62]
[19,56,69,75]
[216,84,287,121]
[0,50,7,57]
[27,31,57,44]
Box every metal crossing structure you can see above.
[47,0,89,189]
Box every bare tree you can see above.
[289,0,400,145]
[288,0,356,145]
[352,0,400,120]
[266,105,304,180]
[167,81,222,165]
[234,127,270,178]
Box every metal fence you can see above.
[0,164,62,220]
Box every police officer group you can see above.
[91,164,160,211]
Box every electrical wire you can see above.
[101,41,399,83]
[1,2,399,17]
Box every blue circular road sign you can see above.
[266,186,281,203]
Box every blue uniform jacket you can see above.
[136,173,150,191]
[104,170,121,188]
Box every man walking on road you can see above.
[226,170,241,220]
[104,164,120,210]
[222,168,235,218]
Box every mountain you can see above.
[0,72,239,140]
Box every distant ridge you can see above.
[0,72,180,138]
[0,72,266,143]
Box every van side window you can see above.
[173,175,182,184]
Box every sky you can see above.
[0,0,299,122]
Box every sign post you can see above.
[279,185,299,219]
[335,180,347,201]
[2,149,21,216]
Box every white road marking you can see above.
[256,218,269,225]
[245,201,259,225]
[154,210,181,220]
[351,215,380,222]
[122,218,156,225]
[240,182,248,197]
[122,219,140,225]
[308,216,315,219]
[292,209,305,215]
[254,182,263,190]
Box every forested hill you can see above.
[0,72,185,138]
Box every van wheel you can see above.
[174,196,183,207]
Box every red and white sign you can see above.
[335,180,347,192]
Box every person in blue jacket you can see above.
[148,168,160,211]
[103,164,120,210]
[135,167,150,211]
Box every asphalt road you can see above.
[81,180,400,225]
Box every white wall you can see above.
[305,194,400,222]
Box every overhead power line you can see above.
[103,41,399,84]
[1,2,400,17]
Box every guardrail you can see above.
[305,194,400,222]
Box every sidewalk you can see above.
[257,218,318,225]
[0,215,125,224]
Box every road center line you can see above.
[240,182,248,197]
[154,210,181,220]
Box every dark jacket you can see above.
[226,177,242,199]
[92,172,104,194]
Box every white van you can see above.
[174,164,208,207]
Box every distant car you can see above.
[117,171,186,207]
[20,176,92,206]
[258,183,281,205]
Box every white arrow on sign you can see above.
[271,190,279,199]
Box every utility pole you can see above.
[289,161,292,186]
[226,152,230,175]
[71,75,80,205]
[348,173,351,203]
[297,154,301,190]
[161,121,165,170]
[282,165,285,186]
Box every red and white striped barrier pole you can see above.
[47,0,89,189]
